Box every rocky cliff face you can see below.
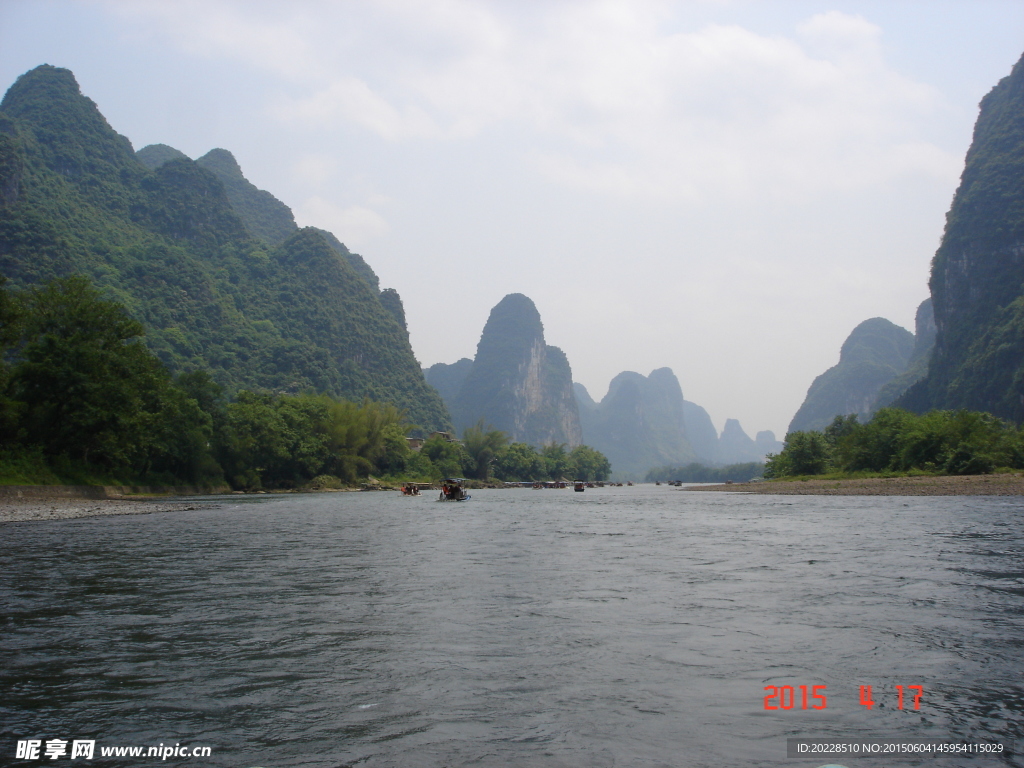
[912,297,938,358]
[788,317,915,433]
[443,294,582,445]
[899,51,1024,420]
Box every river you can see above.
[2,486,1023,767]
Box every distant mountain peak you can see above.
[474,293,545,358]
[789,316,914,433]
[1,64,80,113]
[198,148,244,179]
[576,367,695,478]
[194,148,297,247]
[0,64,123,146]
[435,293,581,446]
[136,143,189,169]
[839,317,915,367]
[0,64,140,212]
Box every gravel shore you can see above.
[0,497,217,524]
[687,473,1024,495]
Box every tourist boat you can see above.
[573,481,585,492]
[400,483,421,496]
[438,478,471,501]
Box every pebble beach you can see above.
[0,497,216,524]
[4,474,1024,524]
[690,473,1024,495]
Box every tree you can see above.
[0,277,23,441]
[765,431,831,477]
[177,369,226,425]
[568,445,611,481]
[143,383,217,483]
[217,393,410,489]
[375,422,412,476]
[419,434,470,479]
[462,420,509,479]
[494,442,545,481]
[894,409,1011,475]
[319,398,406,482]
[217,391,296,489]
[12,276,187,471]
[541,442,572,479]
[824,414,859,446]
[836,408,915,472]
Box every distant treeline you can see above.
[425,427,611,483]
[645,462,764,483]
[766,408,1024,478]
[0,276,610,489]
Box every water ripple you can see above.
[2,488,1023,766]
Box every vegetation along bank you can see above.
[0,277,610,492]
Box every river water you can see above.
[2,486,1024,767]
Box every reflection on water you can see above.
[2,487,1023,767]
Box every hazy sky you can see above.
[2,1,1023,438]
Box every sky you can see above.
[2,1,1023,439]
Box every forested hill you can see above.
[788,317,916,433]
[0,64,449,430]
[899,51,1024,421]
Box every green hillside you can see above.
[0,64,449,430]
[194,147,297,246]
[136,142,189,169]
[140,143,385,293]
[789,318,915,433]
[901,51,1024,421]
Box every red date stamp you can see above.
[764,685,828,710]
[764,684,923,711]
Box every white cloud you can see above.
[290,153,336,188]
[104,1,960,200]
[102,0,322,79]
[796,9,883,67]
[294,196,389,250]
[273,76,441,139]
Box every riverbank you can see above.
[688,473,1024,495]
[0,497,218,524]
